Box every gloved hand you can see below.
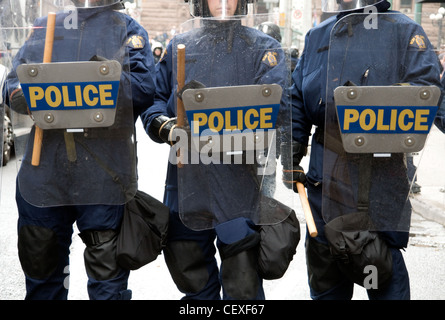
[176,80,206,100]
[150,115,178,145]
[280,141,307,193]
[10,88,30,115]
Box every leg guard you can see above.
[18,225,59,280]
[305,236,351,299]
[217,218,263,300]
[79,229,131,300]
[163,240,211,295]
[80,229,121,281]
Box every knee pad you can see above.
[163,240,209,294]
[220,233,261,300]
[18,225,59,280]
[79,229,121,281]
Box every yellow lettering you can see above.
[75,85,83,106]
[260,107,273,129]
[62,86,76,107]
[45,86,62,108]
[376,109,389,130]
[245,109,259,129]
[390,109,397,130]
[414,109,430,131]
[398,109,414,131]
[237,109,243,130]
[99,84,114,106]
[84,85,99,106]
[193,113,207,135]
[343,109,359,130]
[225,110,237,131]
[209,112,224,132]
[28,86,44,108]
[359,109,376,131]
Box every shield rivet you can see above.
[347,89,357,100]
[405,136,415,147]
[195,92,204,102]
[420,89,430,100]
[355,136,365,146]
[100,64,109,75]
[94,112,104,122]
[28,67,38,77]
[262,87,272,97]
[44,113,54,123]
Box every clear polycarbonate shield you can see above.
[172,14,294,230]
[1,61,6,173]
[6,1,136,206]
[1,0,23,188]
[323,12,441,232]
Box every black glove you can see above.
[10,88,30,115]
[150,115,178,145]
[176,80,206,100]
[280,141,307,193]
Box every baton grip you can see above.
[296,182,318,238]
[31,12,56,166]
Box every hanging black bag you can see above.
[116,190,169,270]
[324,212,393,289]
[257,197,301,280]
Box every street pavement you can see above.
[0,120,444,300]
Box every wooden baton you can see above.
[176,44,186,127]
[176,44,186,167]
[31,12,56,166]
[296,181,318,237]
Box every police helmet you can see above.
[71,0,123,8]
[257,22,281,43]
[322,0,384,12]
[185,0,256,18]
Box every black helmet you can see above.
[257,22,281,43]
[185,0,255,18]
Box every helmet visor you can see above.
[322,0,383,13]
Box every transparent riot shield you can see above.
[323,12,441,232]
[5,1,137,206]
[1,63,6,171]
[172,14,294,230]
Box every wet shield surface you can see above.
[5,2,136,206]
[322,13,441,232]
[172,15,294,230]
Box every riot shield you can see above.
[323,12,441,232]
[5,1,137,206]
[172,14,294,230]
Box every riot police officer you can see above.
[5,0,155,299]
[286,0,441,299]
[141,0,290,299]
